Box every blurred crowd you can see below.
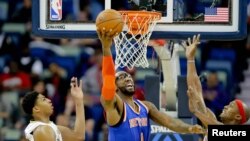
[0,0,250,141]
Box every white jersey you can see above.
[24,121,63,141]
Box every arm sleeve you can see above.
[101,56,116,100]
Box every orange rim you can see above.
[119,11,161,35]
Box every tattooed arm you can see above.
[187,87,223,127]
[143,101,205,134]
[183,34,207,114]
[193,108,223,126]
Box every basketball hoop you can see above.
[113,10,161,70]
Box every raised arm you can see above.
[97,29,124,126]
[143,101,205,134]
[58,77,85,141]
[183,34,207,114]
[187,86,223,127]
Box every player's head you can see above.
[220,99,250,124]
[115,71,135,96]
[22,91,54,118]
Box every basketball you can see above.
[96,9,124,35]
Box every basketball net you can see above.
[113,11,161,70]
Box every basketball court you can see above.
[32,0,247,141]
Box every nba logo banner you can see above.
[50,0,62,21]
[208,125,250,141]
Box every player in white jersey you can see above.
[183,34,250,140]
[22,77,85,141]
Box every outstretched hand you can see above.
[188,124,206,134]
[182,34,200,60]
[97,28,117,50]
[70,77,84,102]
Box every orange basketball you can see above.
[96,9,124,35]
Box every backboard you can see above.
[32,0,247,40]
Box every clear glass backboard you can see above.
[32,0,247,40]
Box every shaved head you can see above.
[115,71,127,77]
[115,71,130,82]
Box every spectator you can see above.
[17,47,43,79]
[32,79,48,97]
[0,93,10,127]
[10,0,31,23]
[0,60,31,92]
[202,71,230,119]
[81,49,105,141]
[81,49,103,105]
[0,34,18,58]
[43,63,69,121]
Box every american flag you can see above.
[204,7,229,22]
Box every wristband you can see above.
[188,60,195,63]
